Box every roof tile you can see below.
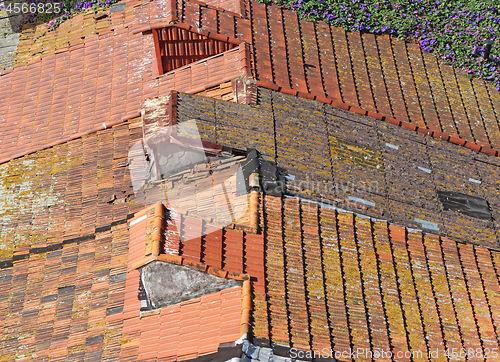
[3,2,500,359]
[267,5,290,88]
[282,10,308,93]
[249,195,500,357]
[458,243,499,350]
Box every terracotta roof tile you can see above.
[177,90,500,247]
[459,244,499,350]
[182,2,200,29]
[3,3,500,358]
[201,224,223,268]
[283,10,308,93]
[250,195,500,358]
[122,202,254,359]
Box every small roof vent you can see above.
[437,191,492,220]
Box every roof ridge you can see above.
[256,80,500,158]
[129,202,252,280]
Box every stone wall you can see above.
[0,1,22,69]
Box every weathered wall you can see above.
[0,1,21,69]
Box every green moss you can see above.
[0,146,84,258]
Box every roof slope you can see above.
[0,116,261,361]
[247,3,500,151]
[1,81,500,360]
[0,120,143,360]
[0,0,250,164]
[0,117,143,259]
[176,90,500,247]
[159,0,500,151]
[120,206,250,360]
[2,1,500,359]
[256,195,500,359]
[3,0,500,165]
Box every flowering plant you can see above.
[260,0,500,90]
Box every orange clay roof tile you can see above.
[121,203,254,359]
[15,0,498,163]
[232,195,500,356]
[2,0,500,359]
[133,0,493,154]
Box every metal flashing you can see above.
[469,178,482,184]
[417,166,432,174]
[348,196,376,207]
[414,218,440,231]
[437,190,492,220]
